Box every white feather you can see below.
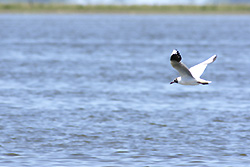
[189,55,217,79]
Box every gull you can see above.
[170,49,217,85]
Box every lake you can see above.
[0,14,250,167]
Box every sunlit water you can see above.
[0,14,250,167]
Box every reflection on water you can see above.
[0,14,250,166]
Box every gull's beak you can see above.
[170,81,174,84]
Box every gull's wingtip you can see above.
[205,54,217,64]
[170,49,182,62]
[212,54,217,62]
[171,49,178,55]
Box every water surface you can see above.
[0,14,250,167]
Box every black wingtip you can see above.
[170,49,182,62]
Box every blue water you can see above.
[0,14,250,167]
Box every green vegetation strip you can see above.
[0,4,250,14]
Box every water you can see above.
[0,14,250,167]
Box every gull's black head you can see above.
[170,49,182,62]
[170,78,178,84]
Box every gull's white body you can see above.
[170,49,217,85]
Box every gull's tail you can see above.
[197,79,212,85]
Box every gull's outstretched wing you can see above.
[189,55,217,79]
[170,49,194,79]
[171,61,194,79]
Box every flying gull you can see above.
[170,49,217,85]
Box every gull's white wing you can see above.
[189,55,217,79]
[171,61,194,79]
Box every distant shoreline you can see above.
[0,4,250,14]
